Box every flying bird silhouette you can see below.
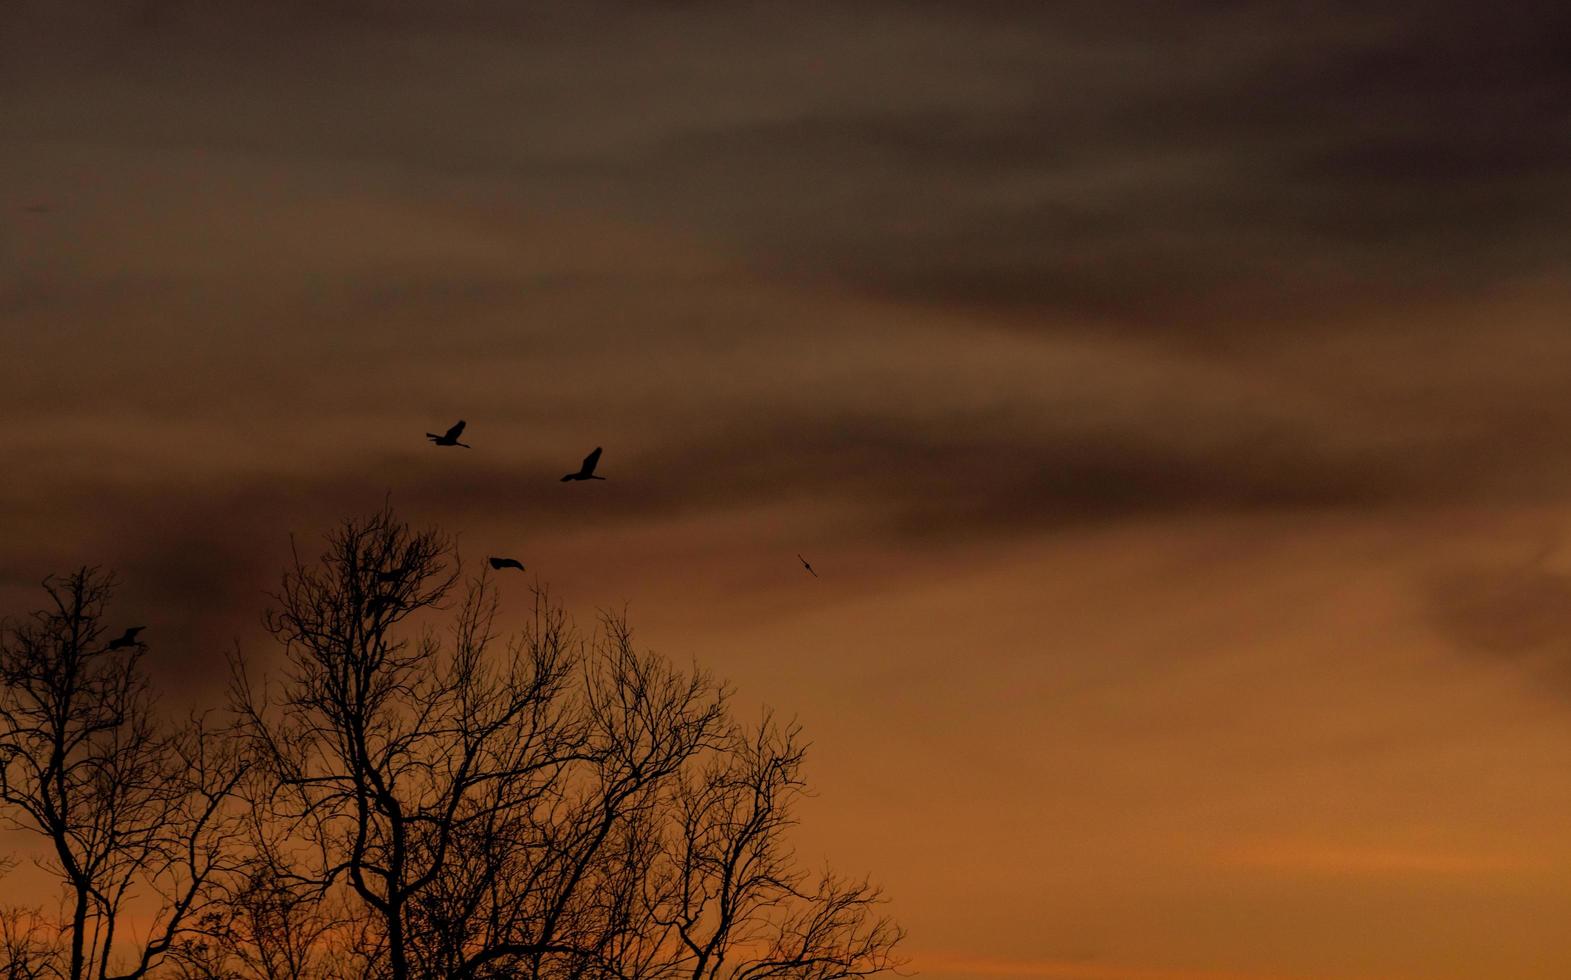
[426,420,471,448]
[488,557,526,572]
[798,555,818,578]
[106,626,145,649]
[561,447,606,481]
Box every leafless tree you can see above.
[0,904,64,980]
[0,854,63,979]
[166,854,372,980]
[231,506,902,980]
[1,516,900,980]
[650,715,903,980]
[0,569,249,980]
[232,508,594,979]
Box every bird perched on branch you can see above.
[426,420,471,448]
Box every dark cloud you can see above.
[1426,562,1571,660]
[8,3,1567,334]
[625,4,1571,331]
[1421,552,1571,700]
[4,0,1571,689]
[0,402,1496,589]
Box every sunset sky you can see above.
[5,2,1571,977]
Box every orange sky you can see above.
[5,2,1571,977]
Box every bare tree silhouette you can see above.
[225,506,901,980]
[1,518,901,980]
[0,570,249,980]
[0,902,61,980]
[169,857,371,980]
[656,716,899,980]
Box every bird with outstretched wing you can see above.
[427,420,472,448]
[561,447,606,481]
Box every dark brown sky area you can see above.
[5,2,1571,977]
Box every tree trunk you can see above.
[69,885,89,980]
[387,897,408,980]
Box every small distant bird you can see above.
[106,626,145,649]
[427,420,471,448]
[488,557,526,572]
[561,447,606,482]
[797,555,818,578]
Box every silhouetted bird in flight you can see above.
[561,447,606,481]
[798,555,818,578]
[427,420,471,448]
[106,626,145,649]
[488,557,526,572]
